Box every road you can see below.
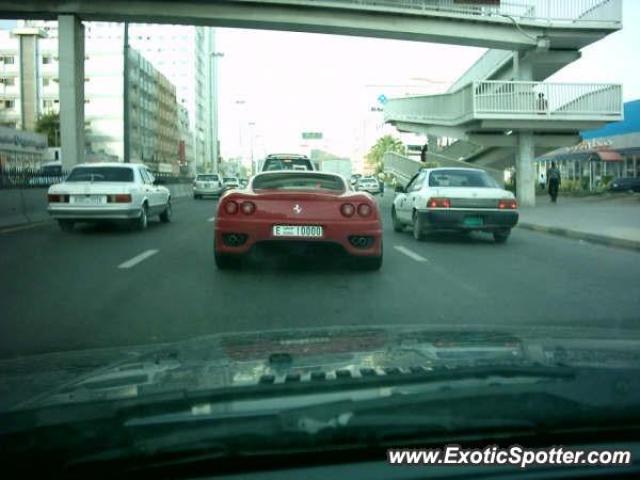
[1,193,640,359]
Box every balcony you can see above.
[384,81,623,132]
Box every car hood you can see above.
[3,325,640,411]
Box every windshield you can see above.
[263,157,313,171]
[66,167,134,182]
[429,169,500,188]
[253,172,345,192]
[1,5,639,476]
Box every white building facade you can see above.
[1,20,217,173]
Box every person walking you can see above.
[547,162,561,203]
[539,171,546,192]
[537,92,548,114]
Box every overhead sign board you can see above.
[302,132,323,140]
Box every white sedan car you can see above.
[391,167,518,243]
[47,163,172,232]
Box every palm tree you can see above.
[365,135,405,174]
[35,112,60,147]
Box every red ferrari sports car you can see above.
[214,171,383,270]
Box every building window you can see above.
[1,56,15,65]
[42,78,50,86]
[2,100,15,109]
[42,56,53,64]
[0,77,15,86]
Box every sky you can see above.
[216,0,639,159]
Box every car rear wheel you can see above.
[159,200,172,223]
[493,229,511,244]
[58,220,74,232]
[133,204,148,231]
[193,194,200,200]
[215,252,242,270]
[356,254,382,271]
[391,207,403,233]
[412,211,425,241]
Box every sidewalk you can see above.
[518,193,640,251]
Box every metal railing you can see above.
[384,83,475,126]
[385,81,623,125]
[383,151,504,186]
[473,81,623,118]
[230,0,621,24]
[0,167,193,189]
[383,151,422,185]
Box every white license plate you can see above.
[71,195,106,205]
[272,225,323,238]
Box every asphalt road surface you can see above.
[1,193,640,359]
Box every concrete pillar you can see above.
[58,15,85,169]
[516,131,535,207]
[514,51,533,82]
[13,28,45,131]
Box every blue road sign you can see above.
[377,94,388,105]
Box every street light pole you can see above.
[209,50,223,173]
[123,21,130,163]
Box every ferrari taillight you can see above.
[224,200,239,214]
[498,198,518,209]
[427,197,450,208]
[357,203,372,217]
[241,201,256,215]
[340,203,355,217]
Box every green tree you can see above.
[35,112,60,147]
[365,135,405,174]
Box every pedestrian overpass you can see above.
[379,0,623,205]
[0,0,624,205]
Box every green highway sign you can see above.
[302,132,323,140]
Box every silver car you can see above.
[356,177,381,194]
[193,173,223,199]
[223,176,240,190]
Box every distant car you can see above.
[214,170,382,270]
[27,161,64,187]
[47,163,172,232]
[193,173,223,199]
[261,154,315,172]
[223,176,240,190]
[609,177,640,193]
[392,167,518,243]
[239,178,249,188]
[356,176,381,194]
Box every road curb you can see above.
[517,222,640,252]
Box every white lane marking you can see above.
[0,222,49,234]
[207,216,216,222]
[394,245,428,262]
[118,249,159,269]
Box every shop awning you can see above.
[593,150,623,161]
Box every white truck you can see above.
[319,158,352,178]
